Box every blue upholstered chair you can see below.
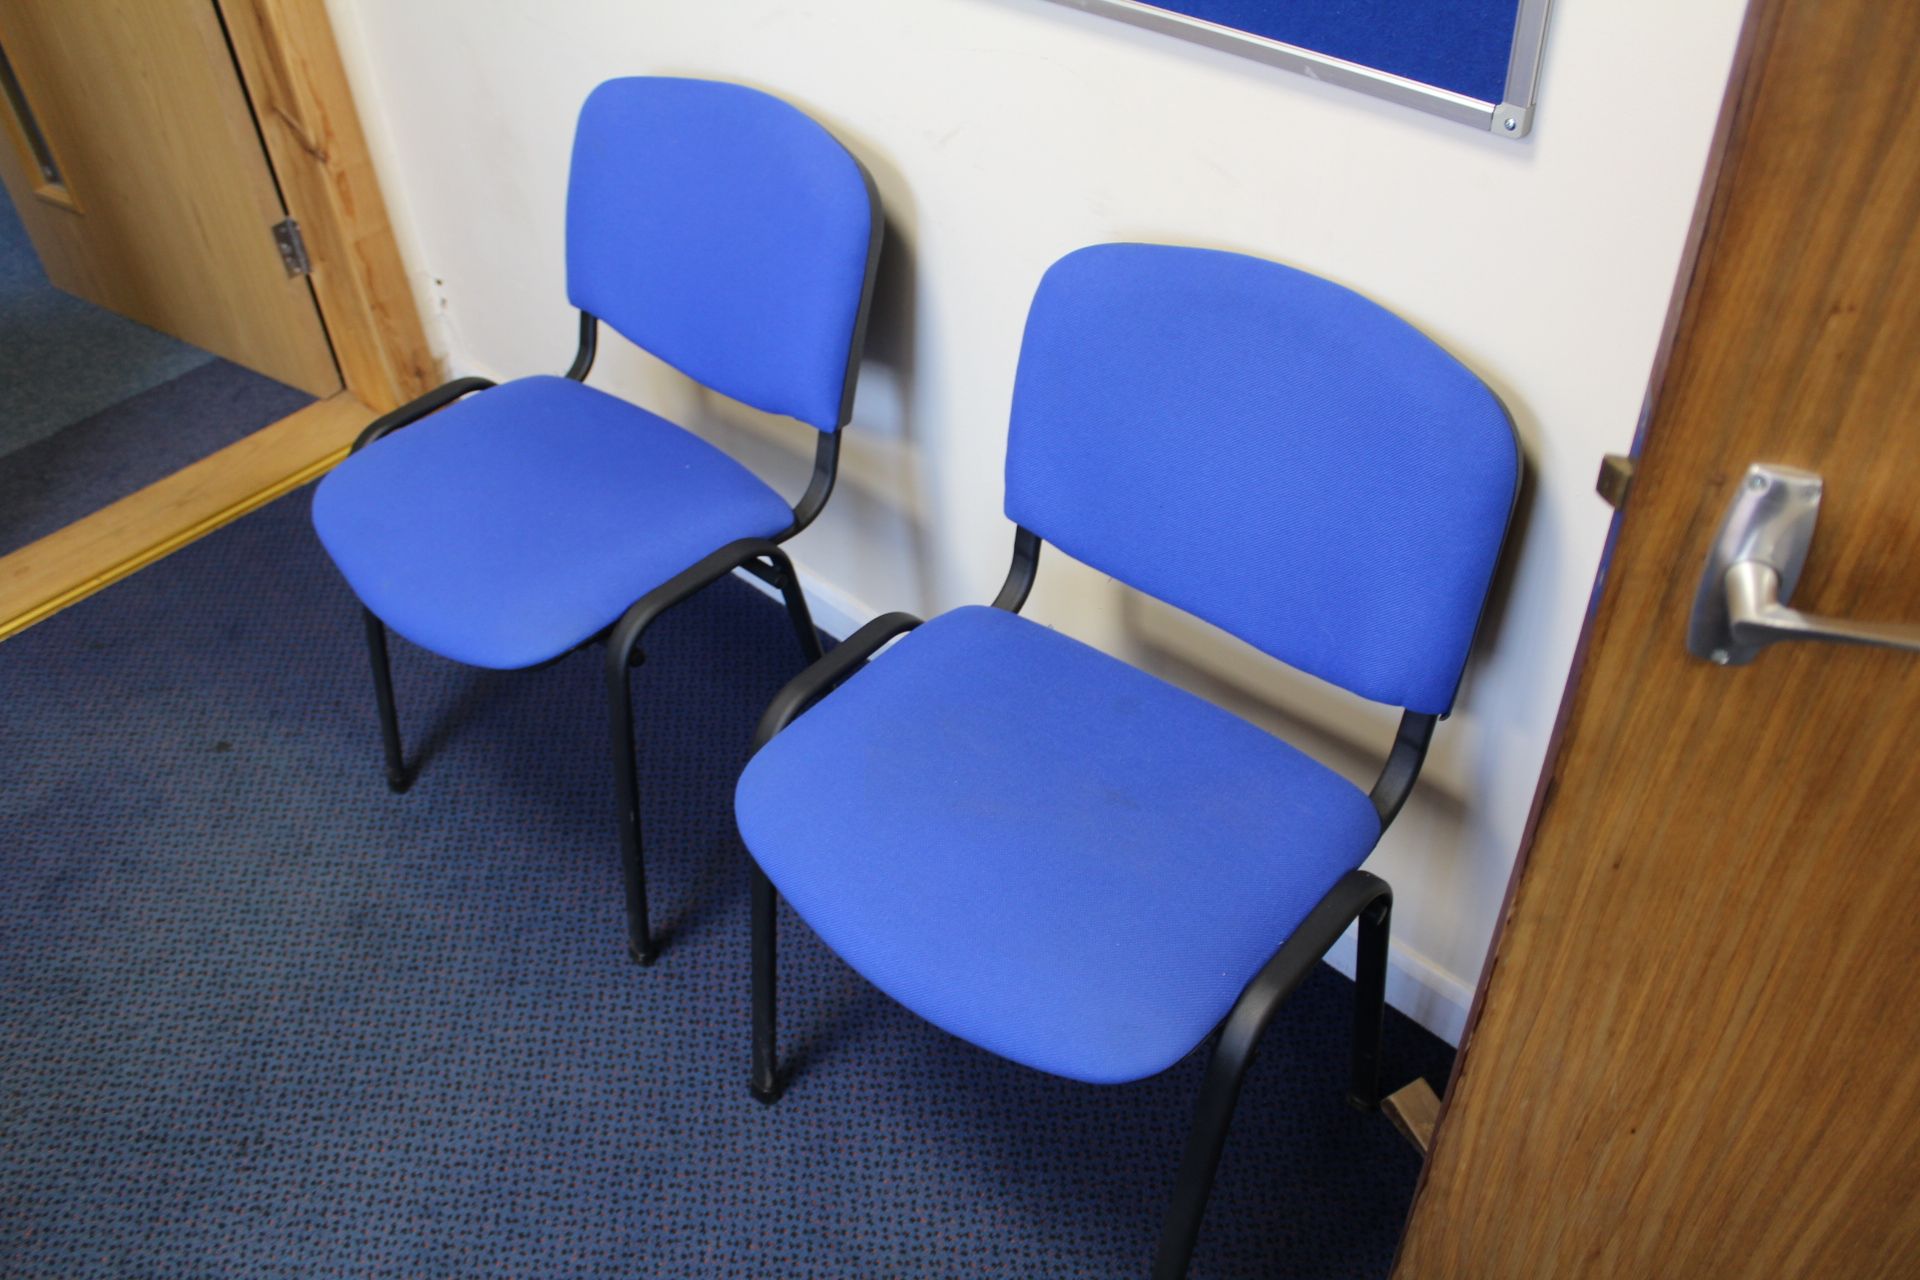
[735,243,1517,1277]
[312,77,882,964]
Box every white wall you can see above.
[326,0,1750,1043]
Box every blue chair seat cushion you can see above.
[735,606,1383,1085]
[312,376,795,669]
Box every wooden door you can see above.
[0,0,339,396]
[1394,0,1920,1274]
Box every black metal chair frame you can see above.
[744,525,1439,1280]
[345,159,884,967]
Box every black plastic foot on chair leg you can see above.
[385,768,411,794]
[750,1075,785,1106]
[627,939,657,967]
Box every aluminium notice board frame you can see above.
[1047,0,1553,139]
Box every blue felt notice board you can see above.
[1051,0,1551,138]
[1143,0,1516,102]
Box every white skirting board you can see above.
[734,562,1476,1048]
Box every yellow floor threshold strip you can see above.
[0,392,373,642]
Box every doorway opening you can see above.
[0,0,434,640]
[0,191,313,558]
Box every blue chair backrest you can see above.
[567,77,877,431]
[1004,243,1518,715]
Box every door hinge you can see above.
[271,217,310,278]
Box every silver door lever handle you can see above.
[1688,462,1920,666]
[1722,560,1920,656]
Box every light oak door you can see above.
[0,0,339,396]
[1394,0,1920,1274]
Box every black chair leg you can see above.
[593,543,813,970]
[362,608,410,793]
[750,862,783,1103]
[768,552,825,664]
[605,628,656,966]
[747,554,817,1105]
[1152,1002,1263,1280]
[1151,870,1392,1280]
[1348,896,1391,1112]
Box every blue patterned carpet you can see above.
[0,492,1450,1277]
